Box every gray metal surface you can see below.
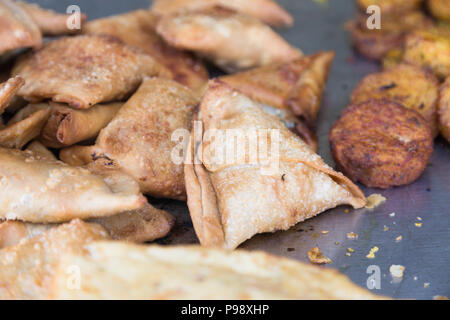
[32,0,450,299]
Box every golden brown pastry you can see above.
[0,143,174,244]
[0,219,110,300]
[439,78,450,142]
[0,76,24,116]
[403,26,450,79]
[12,35,171,109]
[83,10,208,95]
[156,6,302,72]
[17,1,87,35]
[185,80,366,250]
[351,64,440,137]
[356,0,423,15]
[60,78,198,200]
[0,106,50,149]
[12,102,122,148]
[329,100,433,189]
[220,52,335,150]
[0,147,147,223]
[49,241,382,299]
[348,10,431,60]
[428,0,450,22]
[151,0,293,28]
[0,0,42,55]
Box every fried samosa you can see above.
[151,0,293,28]
[12,35,171,109]
[439,78,450,143]
[60,78,198,200]
[0,219,110,300]
[49,241,381,300]
[83,10,208,95]
[220,52,335,150]
[12,102,122,148]
[0,147,147,223]
[185,80,366,249]
[156,6,302,72]
[17,1,87,35]
[0,143,174,243]
[0,0,42,56]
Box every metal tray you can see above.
[32,0,450,299]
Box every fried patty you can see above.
[428,0,450,22]
[329,99,433,189]
[439,78,450,143]
[349,11,431,60]
[403,26,450,79]
[351,63,440,137]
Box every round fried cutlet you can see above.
[428,0,450,22]
[351,64,440,137]
[329,99,433,189]
[439,78,450,143]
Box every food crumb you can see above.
[321,230,329,234]
[424,283,430,288]
[347,232,358,239]
[366,246,379,259]
[416,217,422,221]
[365,194,386,209]
[415,222,422,228]
[414,276,418,281]
[389,265,405,278]
[335,241,339,245]
[308,247,332,264]
[383,225,389,231]
[344,209,350,213]
[395,235,402,242]
[345,252,351,256]
[347,248,354,253]
[287,247,295,252]
[389,212,396,217]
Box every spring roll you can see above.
[12,35,171,109]
[0,76,24,115]
[49,241,382,300]
[151,0,294,28]
[0,147,147,223]
[0,106,50,149]
[17,1,87,35]
[12,102,122,148]
[185,80,366,249]
[156,6,302,72]
[60,78,198,200]
[0,0,42,55]
[25,140,56,160]
[0,220,110,300]
[83,10,208,95]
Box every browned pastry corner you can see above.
[156,6,302,72]
[185,80,365,250]
[12,35,171,109]
[351,63,440,137]
[329,99,433,189]
[151,0,294,28]
[83,10,209,95]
